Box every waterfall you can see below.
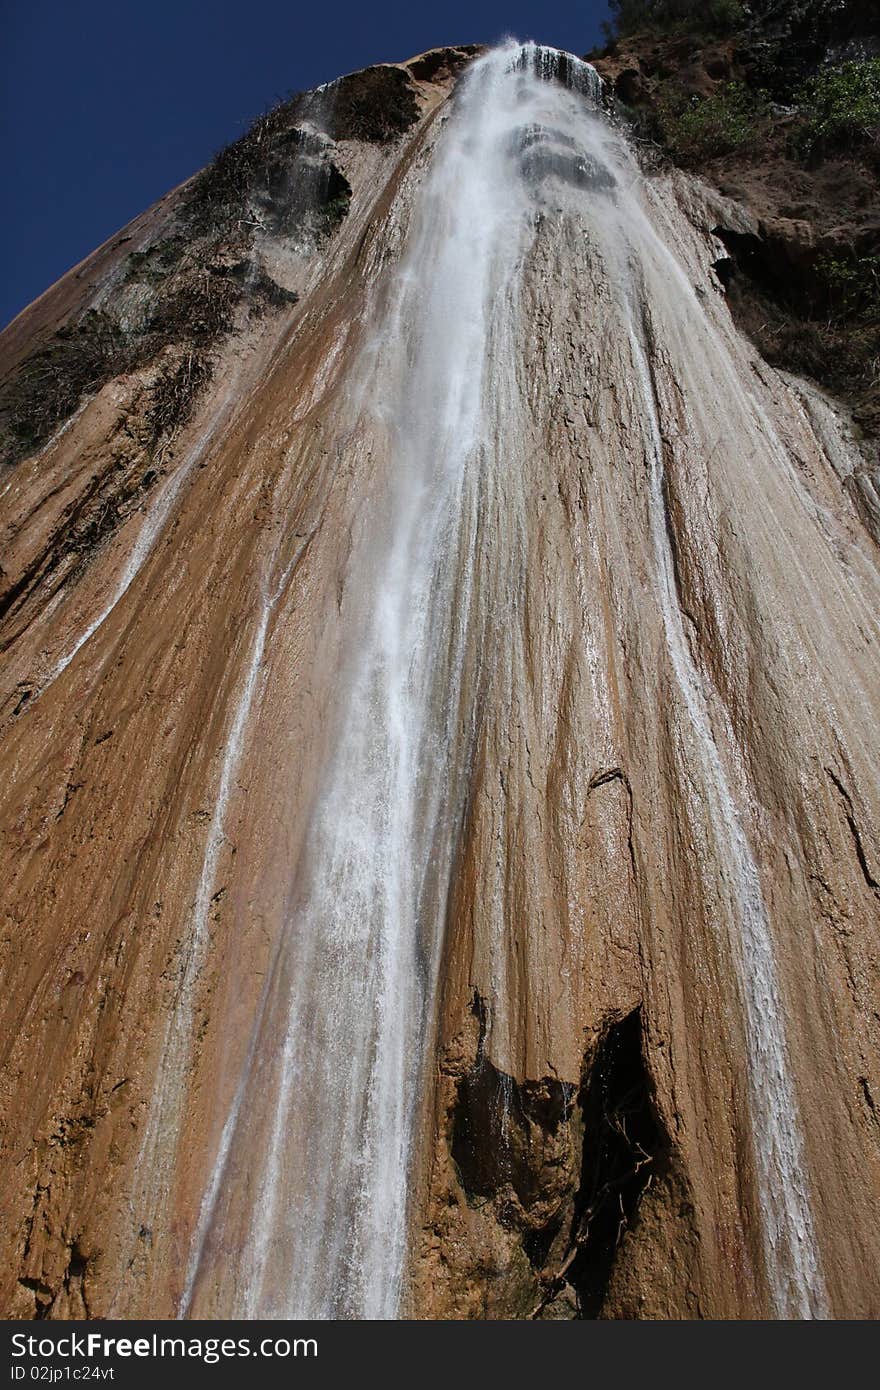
[183,42,826,1319]
[629,319,827,1318]
[184,40,585,1320]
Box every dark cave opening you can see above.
[449,996,666,1318]
[568,1007,665,1317]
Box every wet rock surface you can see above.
[0,39,879,1321]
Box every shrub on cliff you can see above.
[1,95,337,469]
[816,253,880,319]
[795,58,880,156]
[658,81,766,160]
[323,66,420,143]
[184,99,307,234]
[185,98,352,243]
[0,312,130,466]
[607,0,745,37]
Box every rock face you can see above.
[0,40,879,1321]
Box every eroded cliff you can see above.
[0,36,878,1321]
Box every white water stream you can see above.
[629,316,827,1317]
[182,43,825,1318]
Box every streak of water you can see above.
[17,255,284,717]
[185,42,605,1320]
[627,316,827,1317]
[183,41,827,1319]
[25,387,237,707]
[561,98,828,1314]
[125,509,319,1302]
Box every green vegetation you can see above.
[0,260,234,468]
[657,81,767,161]
[795,58,880,155]
[598,0,880,440]
[815,252,880,319]
[606,0,745,38]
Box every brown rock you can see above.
[1,43,879,1323]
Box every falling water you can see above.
[576,158,828,1314]
[183,42,602,1319]
[629,318,827,1317]
[183,42,825,1318]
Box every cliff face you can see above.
[1,36,879,1322]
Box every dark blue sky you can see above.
[1,2,612,329]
